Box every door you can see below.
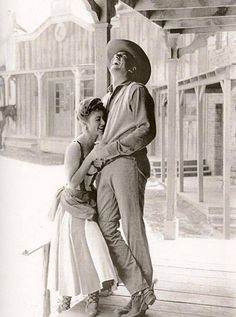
[48,78,74,137]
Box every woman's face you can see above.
[86,110,106,137]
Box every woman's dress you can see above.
[47,141,117,296]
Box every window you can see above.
[82,80,94,99]
[55,83,64,114]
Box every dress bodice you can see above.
[74,140,96,192]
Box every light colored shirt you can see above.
[102,81,156,159]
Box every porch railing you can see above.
[22,241,51,317]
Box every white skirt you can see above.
[47,204,117,296]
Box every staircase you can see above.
[208,207,236,229]
[149,158,211,178]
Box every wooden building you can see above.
[1,0,236,239]
[0,7,95,153]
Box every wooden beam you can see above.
[149,7,236,21]
[35,72,44,139]
[0,65,95,77]
[180,24,236,33]
[163,17,236,30]
[160,94,166,183]
[178,91,184,193]
[222,78,232,239]
[94,23,111,97]
[43,244,51,317]
[164,34,180,240]
[93,1,118,97]
[121,0,236,11]
[164,57,179,239]
[72,69,82,137]
[2,75,10,106]
[178,33,212,58]
[195,85,205,202]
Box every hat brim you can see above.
[106,39,151,85]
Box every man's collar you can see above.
[107,80,131,93]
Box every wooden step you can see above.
[208,214,236,228]
[149,158,211,178]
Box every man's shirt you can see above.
[102,81,156,159]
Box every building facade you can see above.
[0,4,236,178]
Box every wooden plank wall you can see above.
[16,74,37,137]
[16,22,95,70]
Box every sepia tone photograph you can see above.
[0,0,236,316]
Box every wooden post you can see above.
[164,33,180,239]
[35,72,44,140]
[160,94,166,183]
[72,68,81,137]
[221,78,232,239]
[3,75,10,106]
[195,85,205,202]
[43,243,51,317]
[178,90,184,192]
[94,22,111,98]
[82,1,117,97]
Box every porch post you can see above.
[154,91,160,158]
[160,93,166,183]
[164,34,179,240]
[195,85,205,202]
[221,78,232,239]
[82,1,117,97]
[72,68,81,137]
[3,75,10,106]
[178,90,184,192]
[35,72,44,140]
[94,22,111,98]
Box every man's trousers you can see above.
[97,157,153,295]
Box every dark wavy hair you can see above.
[77,97,107,122]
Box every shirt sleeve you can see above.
[105,84,156,158]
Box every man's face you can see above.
[110,51,129,72]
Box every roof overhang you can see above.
[120,0,236,34]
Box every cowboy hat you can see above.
[106,39,151,85]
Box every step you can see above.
[151,165,210,172]
[152,170,212,177]
[208,214,236,228]
[208,207,236,215]
[149,158,207,167]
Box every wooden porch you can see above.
[59,237,236,317]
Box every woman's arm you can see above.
[64,142,95,189]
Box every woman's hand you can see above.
[93,159,105,169]
[92,143,110,160]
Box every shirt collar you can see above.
[107,80,131,94]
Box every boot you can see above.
[85,291,99,317]
[120,280,157,317]
[114,299,133,315]
[57,296,71,313]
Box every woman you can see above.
[47,97,117,316]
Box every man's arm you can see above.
[93,84,156,160]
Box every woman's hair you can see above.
[76,97,106,122]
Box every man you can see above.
[93,39,156,317]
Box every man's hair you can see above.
[77,97,107,122]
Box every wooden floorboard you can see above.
[114,286,236,308]
[60,264,236,317]
[153,265,236,280]
[155,280,236,297]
